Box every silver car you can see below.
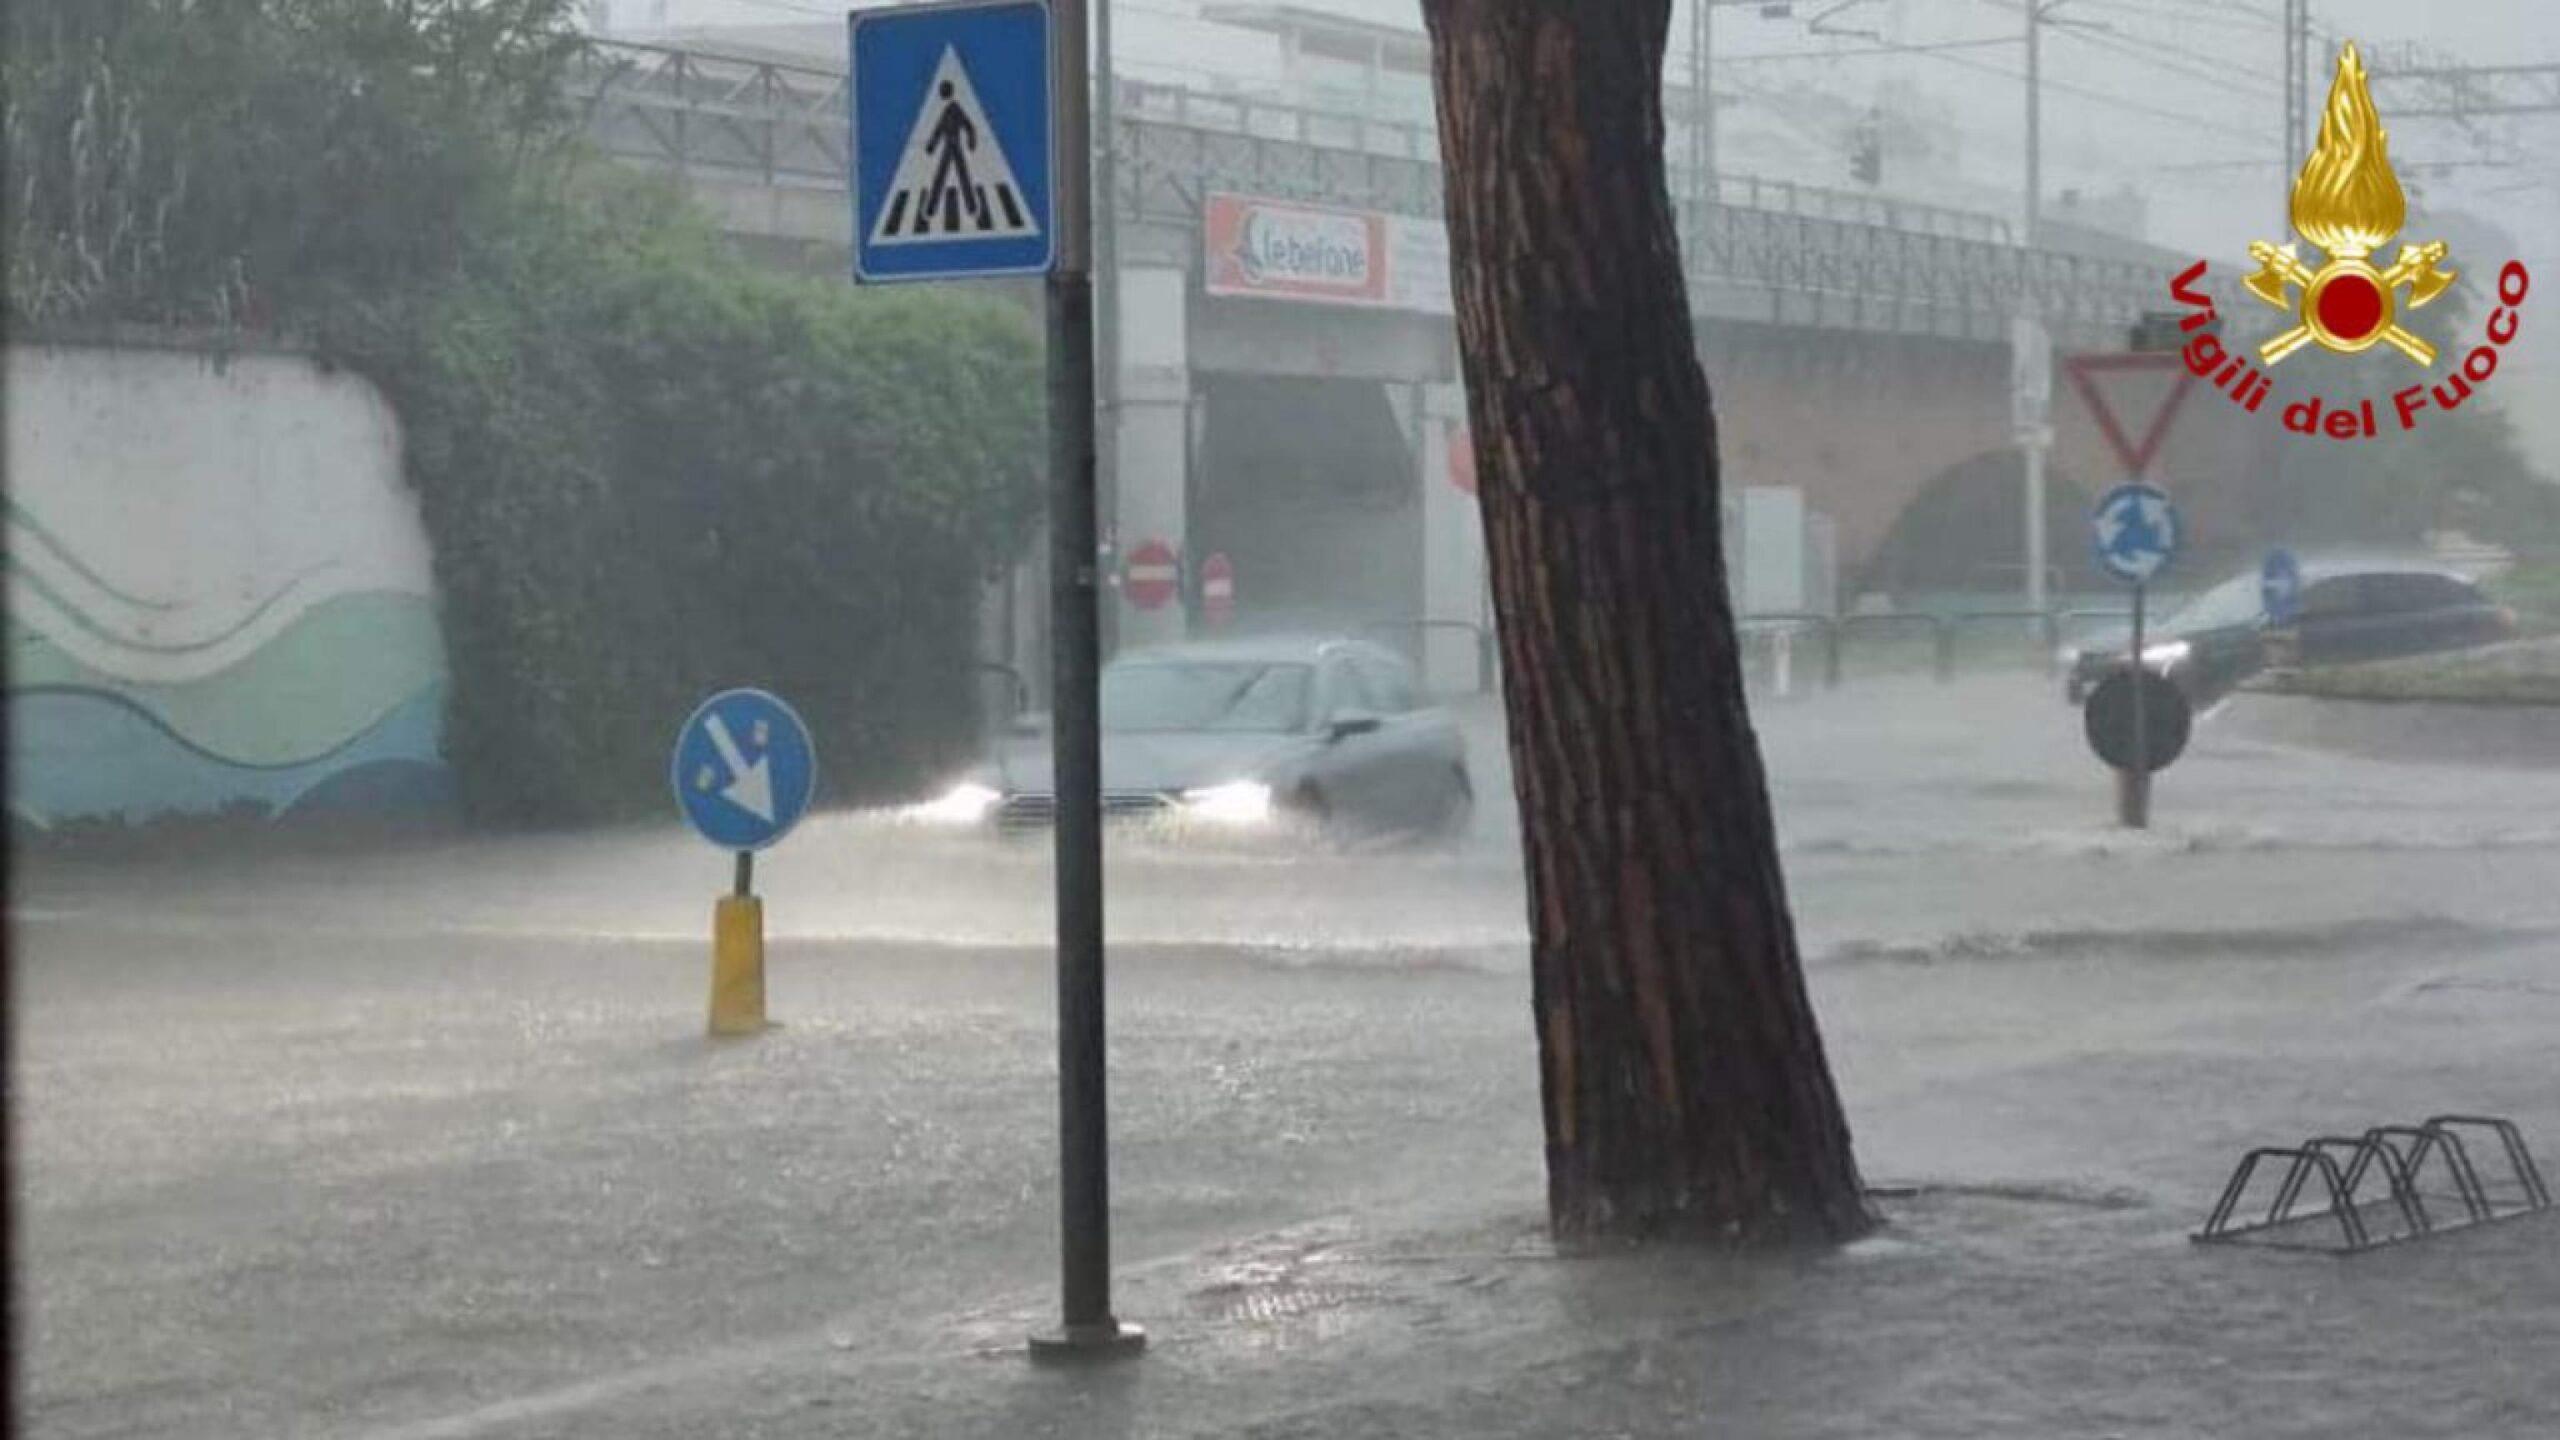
[912,636,1473,841]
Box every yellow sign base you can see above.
[709,893,767,1036]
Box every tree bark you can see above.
[1420,0,1871,1245]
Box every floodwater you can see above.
[13,671,2560,1437]
[26,671,2560,961]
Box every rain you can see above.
[9,1,2560,1436]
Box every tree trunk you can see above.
[1420,0,1871,1246]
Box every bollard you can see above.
[1773,628,1794,698]
[709,851,766,1035]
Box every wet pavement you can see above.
[13,673,2560,1437]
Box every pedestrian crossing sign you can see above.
[851,0,1054,282]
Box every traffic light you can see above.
[2128,310,2193,352]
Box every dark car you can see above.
[2062,558,2514,707]
[910,635,1473,841]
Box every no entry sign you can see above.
[1123,538,1179,611]
[1200,551,1235,627]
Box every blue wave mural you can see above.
[7,345,454,832]
[7,684,451,829]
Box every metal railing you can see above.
[1704,173,2011,245]
[1114,76,2015,244]
[572,38,2188,333]
[1738,605,2144,690]
[571,41,847,189]
[1946,608,2063,674]
[1117,78,1440,164]
[2058,606,2136,642]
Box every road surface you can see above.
[14,674,2560,1437]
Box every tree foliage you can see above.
[7,1,1042,824]
[6,0,584,326]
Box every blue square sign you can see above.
[851,0,1055,283]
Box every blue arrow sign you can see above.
[2260,547,2303,625]
[2091,482,2180,586]
[671,689,817,851]
[851,0,1054,283]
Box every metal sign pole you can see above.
[2009,314,2051,627]
[2119,580,2151,829]
[1033,0,1142,1361]
[2083,484,2184,816]
[2024,434,2048,616]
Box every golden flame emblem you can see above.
[2243,42,2456,366]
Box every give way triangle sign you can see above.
[869,46,1041,246]
[2061,352,2198,476]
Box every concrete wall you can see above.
[1703,323,2265,606]
[5,341,453,830]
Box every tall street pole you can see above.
[1691,0,1713,219]
[2019,1,2050,621]
[2283,0,2309,233]
[1094,0,1122,659]
[2271,0,2308,534]
[1030,0,1143,1363]
[2024,1,2040,253]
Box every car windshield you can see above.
[2165,572,2266,632]
[1099,661,1312,733]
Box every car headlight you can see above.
[2142,640,2191,668]
[1179,779,1273,826]
[906,781,1001,825]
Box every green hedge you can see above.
[326,185,1041,825]
[10,3,1043,827]
[2489,561,2560,635]
[12,5,1039,825]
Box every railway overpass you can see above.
[568,38,2256,680]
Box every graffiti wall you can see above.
[5,341,452,832]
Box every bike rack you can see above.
[2195,1115,2550,1254]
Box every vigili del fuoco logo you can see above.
[2167,42,2530,441]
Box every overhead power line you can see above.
[1719,35,2021,63]
[2087,0,2282,33]
[2371,60,2560,119]
[2053,25,2275,97]
[1918,46,2261,139]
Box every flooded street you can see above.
[15,673,2560,1437]
[25,672,2560,960]
[18,0,2560,1431]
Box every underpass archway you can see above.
[1189,374,1421,639]
[1856,449,2101,608]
